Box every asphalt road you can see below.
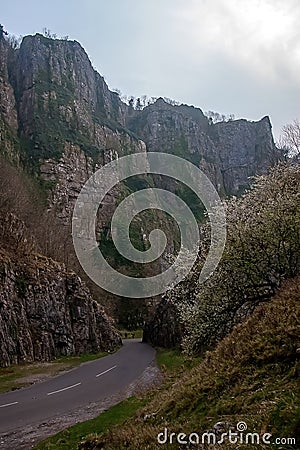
[0,339,155,434]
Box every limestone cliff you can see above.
[7,33,148,239]
[2,34,281,202]
[127,98,281,195]
[0,214,121,367]
[0,39,19,162]
[10,34,142,165]
[0,33,282,225]
[142,297,181,348]
[0,32,283,336]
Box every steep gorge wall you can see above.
[3,34,282,210]
[0,215,121,367]
[10,34,142,164]
[0,33,283,336]
[127,99,281,195]
[8,34,149,243]
[0,33,282,231]
[0,39,19,162]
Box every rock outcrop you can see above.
[0,213,121,367]
[9,34,143,165]
[143,297,182,348]
[0,247,121,368]
[127,99,281,195]
[0,39,19,162]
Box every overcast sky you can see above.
[2,0,300,138]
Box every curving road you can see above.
[0,339,155,434]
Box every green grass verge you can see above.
[156,348,200,373]
[118,329,143,339]
[34,397,146,450]
[54,352,109,365]
[0,352,109,394]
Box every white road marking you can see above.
[47,382,81,396]
[96,365,117,378]
[0,401,18,408]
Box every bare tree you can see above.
[280,119,300,156]
[42,28,57,39]
[112,88,122,97]
[128,97,134,108]
[135,97,142,110]
[0,24,8,40]
[205,110,235,124]
[140,95,147,108]
[6,34,22,49]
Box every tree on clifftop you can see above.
[279,118,300,157]
[0,24,8,40]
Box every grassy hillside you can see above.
[79,277,300,449]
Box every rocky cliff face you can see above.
[142,297,182,348]
[0,39,19,162]
[9,34,142,165]
[0,215,121,367]
[4,34,147,233]
[2,34,281,201]
[0,32,283,344]
[127,98,281,195]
